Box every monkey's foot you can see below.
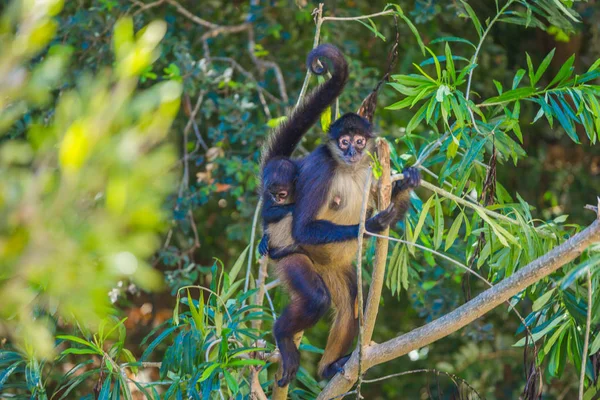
[277,347,300,387]
[320,354,351,380]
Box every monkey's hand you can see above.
[394,167,421,193]
[365,203,397,233]
[258,234,269,257]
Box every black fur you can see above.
[291,120,396,246]
[328,112,374,140]
[261,44,349,165]
[273,256,331,387]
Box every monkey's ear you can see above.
[356,91,378,123]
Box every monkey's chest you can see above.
[266,215,294,249]
[309,170,369,267]
[318,171,367,225]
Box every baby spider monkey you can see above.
[258,157,303,260]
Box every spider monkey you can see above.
[259,44,421,386]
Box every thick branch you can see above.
[318,218,600,399]
[363,139,392,344]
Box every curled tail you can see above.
[261,44,349,165]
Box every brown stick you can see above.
[363,139,392,345]
[272,332,303,400]
[318,217,600,399]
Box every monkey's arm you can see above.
[262,203,294,224]
[258,234,269,257]
[292,149,396,245]
[391,167,421,224]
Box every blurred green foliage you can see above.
[0,0,180,359]
[0,0,599,399]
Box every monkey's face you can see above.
[334,133,370,165]
[269,185,293,205]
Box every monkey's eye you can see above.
[339,136,351,149]
[354,136,366,149]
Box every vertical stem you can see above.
[296,3,324,107]
[579,268,593,400]
[363,139,392,344]
[252,256,269,330]
[354,167,373,398]
[245,198,263,293]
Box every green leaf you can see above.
[425,47,442,80]
[406,100,429,134]
[526,53,535,86]
[227,359,265,367]
[223,370,239,394]
[56,335,100,351]
[482,87,536,106]
[590,332,600,355]
[412,63,437,83]
[411,195,434,245]
[532,287,556,312]
[61,348,100,356]
[430,36,476,49]
[187,290,204,335]
[461,0,483,37]
[445,213,464,251]
[534,49,555,86]
[547,54,574,88]
[398,13,426,55]
[543,322,569,355]
[355,18,386,41]
[513,313,566,346]
[549,96,579,143]
[99,378,112,400]
[199,363,221,382]
[445,44,456,82]
[512,69,526,90]
[433,195,444,250]
[229,245,248,282]
[320,106,332,132]
[0,363,19,391]
[474,209,519,247]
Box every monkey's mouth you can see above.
[344,153,362,163]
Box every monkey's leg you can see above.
[273,254,331,387]
[318,268,358,379]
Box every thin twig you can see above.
[362,368,482,399]
[579,268,593,400]
[322,10,395,21]
[165,0,219,29]
[265,279,281,291]
[245,199,263,293]
[365,231,488,284]
[207,57,281,104]
[296,4,324,107]
[393,175,553,237]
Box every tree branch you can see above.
[318,217,600,399]
[363,139,392,344]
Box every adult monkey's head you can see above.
[327,112,375,167]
